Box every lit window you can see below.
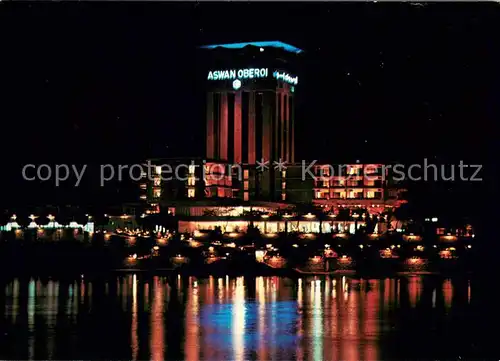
[188,165,196,174]
[140,195,147,200]
[365,165,380,174]
[188,177,196,186]
[282,171,286,178]
[140,183,147,190]
[153,188,161,198]
[153,177,161,186]
[348,190,360,199]
[322,180,329,187]
[244,192,249,201]
[188,188,195,198]
[281,193,286,201]
[244,181,249,190]
[282,181,286,189]
[366,191,375,199]
[365,179,375,186]
[155,166,162,175]
[244,170,249,179]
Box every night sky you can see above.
[1,3,498,220]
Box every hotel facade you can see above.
[138,41,406,233]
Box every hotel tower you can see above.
[200,41,303,201]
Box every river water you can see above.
[0,275,480,360]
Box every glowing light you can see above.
[431,217,438,222]
[232,79,241,90]
[407,257,423,265]
[255,250,265,262]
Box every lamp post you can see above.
[328,212,336,233]
[352,213,359,234]
[261,214,269,234]
[283,213,292,234]
[47,214,55,228]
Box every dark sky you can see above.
[0,2,498,217]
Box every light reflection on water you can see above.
[0,275,475,360]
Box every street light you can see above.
[282,213,292,234]
[352,213,359,233]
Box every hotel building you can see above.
[138,41,406,233]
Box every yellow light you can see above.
[293,244,299,248]
[153,246,159,251]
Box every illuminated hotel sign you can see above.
[207,67,299,86]
[207,68,269,80]
[273,71,298,85]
